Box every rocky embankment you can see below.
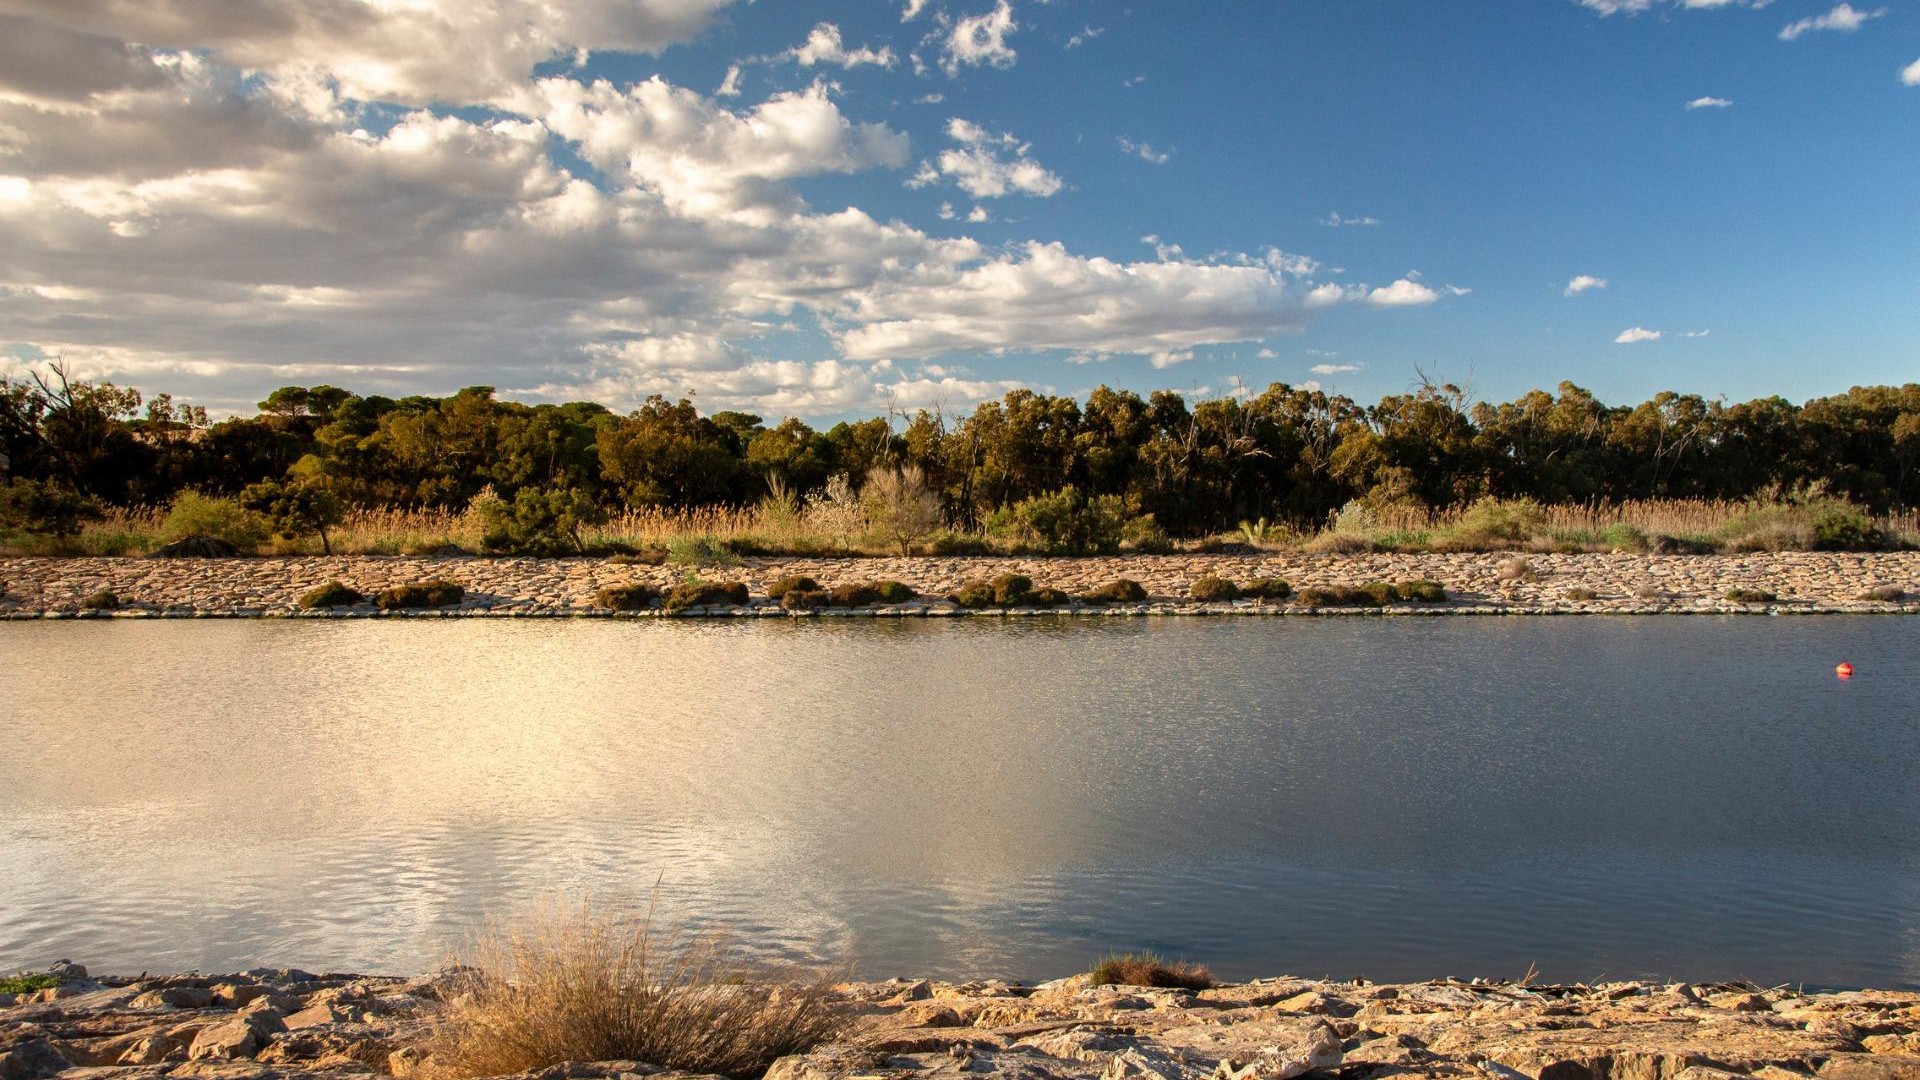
[1,552,1917,619]
[5,965,1920,1080]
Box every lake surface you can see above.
[2,617,1917,988]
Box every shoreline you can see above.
[1,552,1916,619]
[5,966,1919,1080]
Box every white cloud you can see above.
[902,0,930,21]
[1685,329,1711,338]
[789,23,896,69]
[1319,211,1381,227]
[1310,363,1361,374]
[942,2,1018,76]
[1067,27,1104,49]
[1615,327,1663,343]
[1363,278,1468,308]
[1564,274,1608,296]
[908,118,1062,198]
[1579,0,1767,14]
[1902,57,1920,85]
[1779,3,1885,40]
[1686,96,1733,109]
[716,64,743,97]
[1118,137,1171,164]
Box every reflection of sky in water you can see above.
[2,617,1916,988]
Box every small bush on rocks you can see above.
[1121,514,1174,555]
[1242,577,1293,601]
[375,579,466,610]
[1299,585,1385,608]
[871,580,918,603]
[1359,581,1401,606]
[81,589,121,610]
[607,549,669,566]
[992,573,1033,605]
[1563,586,1599,602]
[162,491,268,551]
[949,580,997,608]
[1188,576,1239,602]
[927,532,994,556]
[0,974,59,995]
[1724,587,1777,604]
[781,589,829,611]
[764,576,821,601]
[1081,579,1148,604]
[1495,556,1540,583]
[663,581,749,614]
[1859,584,1907,601]
[1396,579,1447,603]
[1089,953,1213,991]
[827,583,882,607]
[1811,506,1883,551]
[594,583,658,611]
[1634,584,1666,600]
[1027,587,1072,607]
[147,535,242,559]
[299,581,364,609]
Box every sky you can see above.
[0,0,1915,420]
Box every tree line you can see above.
[3,364,1917,542]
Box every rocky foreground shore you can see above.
[2,552,1918,618]
[5,965,1920,1080]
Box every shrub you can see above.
[477,487,606,556]
[81,589,121,610]
[147,535,241,558]
[375,579,466,610]
[1859,584,1907,601]
[421,898,841,1080]
[1634,584,1666,600]
[162,491,268,550]
[927,531,994,556]
[300,581,365,609]
[949,580,997,608]
[764,575,822,601]
[781,589,828,611]
[1495,556,1540,583]
[1358,581,1400,606]
[862,465,945,555]
[1396,579,1447,603]
[1563,585,1598,602]
[1081,579,1148,604]
[1299,585,1385,608]
[1122,514,1174,555]
[0,479,101,541]
[663,581,749,614]
[1434,498,1547,551]
[871,580,918,603]
[608,549,669,566]
[1242,577,1292,601]
[242,479,344,554]
[1600,523,1651,552]
[1811,505,1882,551]
[992,573,1033,606]
[1188,576,1239,602]
[1027,586,1072,607]
[0,974,59,995]
[1724,587,1777,604]
[667,536,740,568]
[827,583,881,607]
[595,583,658,611]
[1089,953,1213,991]
[985,488,1126,555]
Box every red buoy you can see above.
[1836,662,1855,679]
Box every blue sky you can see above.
[0,0,1914,416]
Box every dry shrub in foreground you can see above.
[422,901,842,1080]
[1089,952,1214,991]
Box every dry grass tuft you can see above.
[1089,952,1214,991]
[421,899,842,1080]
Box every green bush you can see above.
[81,589,121,610]
[949,580,998,608]
[1081,578,1148,604]
[162,491,268,550]
[478,487,606,556]
[1358,581,1400,606]
[1396,579,1447,603]
[0,974,59,995]
[871,580,918,603]
[828,582,881,607]
[299,581,365,609]
[1434,497,1547,550]
[1027,587,1072,607]
[594,583,658,611]
[1600,523,1651,552]
[1299,585,1385,608]
[1563,585,1599,601]
[374,579,465,610]
[1242,577,1292,601]
[992,573,1033,605]
[242,479,344,554]
[1811,506,1882,551]
[1121,514,1174,554]
[781,588,829,611]
[764,575,822,600]
[0,479,101,541]
[985,488,1126,555]
[927,531,995,556]
[1724,587,1777,604]
[1188,576,1239,602]
[666,536,741,567]
[663,580,749,613]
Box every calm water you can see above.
[2,617,1917,987]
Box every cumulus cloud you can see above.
[1615,327,1663,343]
[1564,274,1608,296]
[1780,3,1885,40]
[1310,363,1361,374]
[1905,57,1920,85]
[1686,96,1733,109]
[788,23,896,69]
[1363,278,1468,308]
[909,118,1062,198]
[942,1,1018,75]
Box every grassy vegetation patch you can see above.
[1081,579,1148,604]
[1724,587,1778,604]
[594,583,658,611]
[374,579,466,610]
[663,581,749,614]
[299,581,364,609]
[1089,953,1213,991]
[1188,576,1239,602]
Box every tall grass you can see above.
[419,898,841,1080]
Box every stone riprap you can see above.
[0,553,1916,618]
[5,965,1920,1080]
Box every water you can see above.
[2,617,1916,987]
